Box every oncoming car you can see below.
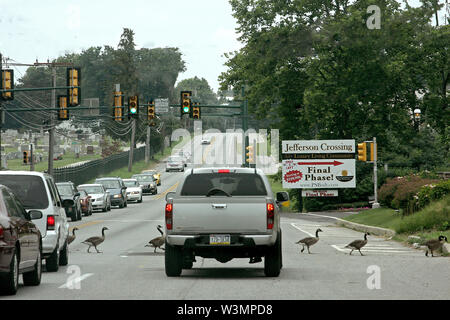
[123,179,143,203]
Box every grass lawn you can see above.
[344,195,450,250]
[6,152,102,172]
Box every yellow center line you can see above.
[202,138,215,163]
[70,220,104,232]
[154,181,179,201]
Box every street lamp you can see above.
[413,108,421,130]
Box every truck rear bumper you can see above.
[166,234,275,246]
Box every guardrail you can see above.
[53,147,146,185]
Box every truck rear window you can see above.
[181,173,267,196]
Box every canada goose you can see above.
[296,228,323,254]
[145,225,165,252]
[345,232,370,256]
[67,227,79,245]
[425,235,448,257]
[82,227,109,253]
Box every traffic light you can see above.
[192,102,201,119]
[180,91,191,115]
[57,95,69,120]
[113,91,124,122]
[246,145,254,163]
[128,95,139,119]
[23,151,29,164]
[1,69,14,101]
[148,100,155,126]
[357,142,367,161]
[67,67,81,106]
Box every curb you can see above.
[301,212,396,238]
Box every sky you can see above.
[0,0,447,94]
[0,0,242,93]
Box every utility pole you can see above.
[48,66,56,176]
[128,118,136,172]
[29,131,35,171]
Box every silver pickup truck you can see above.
[164,167,289,277]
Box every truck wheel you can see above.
[0,250,19,295]
[182,259,193,269]
[23,248,42,286]
[264,232,281,277]
[46,245,60,272]
[59,241,69,266]
[165,241,182,277]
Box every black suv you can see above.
[94,177,128,208]
[56,182,82,221]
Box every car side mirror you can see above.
[28,210,43,220]
[165,191,175,202]
[62,199,75,208]
[276,191,289,202]
[74,192,80,199]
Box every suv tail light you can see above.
[267,203,275,229]
[47,215,55,230]
[165,203,173,230]
[0,225,4,239]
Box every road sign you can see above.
[155,98,169,113]
[302,190,338,197]
[282,159,356,188]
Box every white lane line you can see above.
[59,273,94,289]
[290,223,315,237]
[99,219,164,222]
[331,245,413,254]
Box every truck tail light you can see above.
[0,225,4,239]
[165,203,173,230]
[47,215,55,230]
[267,203,274,229]
[218,169,230,173]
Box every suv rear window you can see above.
[0,175,49,209]
[181,173,267,196]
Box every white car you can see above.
[201,137,211,145]
[166,156,185,172]
[123,179,143,203]
[77,184,111,212]
[0,171,73,272]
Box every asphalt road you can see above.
[3,136,450,300]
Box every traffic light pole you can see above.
[128,118,136,172]
[145,125,150,163]
[372,137,380,208]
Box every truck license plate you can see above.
[210,234,231,245]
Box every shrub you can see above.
[409,179,450,214]
[378,174,440,214]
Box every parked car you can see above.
[94,177,127,208]
[163,167,289,277]
[56,182,82,221]
[0,171,73,273]
[123,179,143,203]
[165,156,185,172]
[140,170,161,186]
[77,184,111,212]
[133,174,157,195]
[0,185,43,295]
[78,190,93,216]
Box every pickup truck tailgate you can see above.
[172,197,269,233]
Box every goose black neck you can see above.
[102,229,106,237]
[364,233,367,240]
[72,229,77,236]
[157,226,163,236]
[315,230,320,238]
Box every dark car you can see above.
[56,182,82,221]
[78,190,92,216]
[0,185,43,295]
[94,177,127,208]
[132,174,158,195]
